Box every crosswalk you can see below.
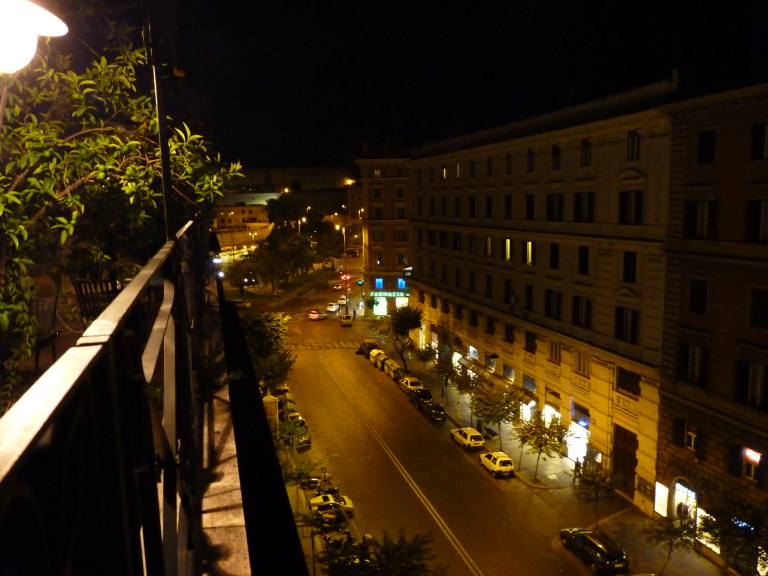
[288,339,363,350]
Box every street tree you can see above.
[239,310,295,383]
[471,379,523,451]
[640,514,696,576]
[514,410,568,482]
[225,257,260,297]
[0,14,240,403]
[576,457,622,529]
[413,345,437,373]
[698,496,768,576]
[388,305,423,373]
[320,529,448,576]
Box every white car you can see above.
[479,451,515,478]
[308,309,327,320]
[450,427,485,450]
[326,302,339,313]
[337,295,348,306]
[399,376,423,394]
[309,493,355,518]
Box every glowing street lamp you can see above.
[0,0,68,74]
[335,224,347,272]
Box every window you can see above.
[441,299,450,314]
[750,288,768,329]
[372,187,382,200]
[486,195,493,217]
[373,252,383,266]
[486,315,495,335]
[524,331,537,353]
[580,139,592,167]
[469,309,478,327]
[615,306,639,343]
[485,274,493,298]
[454,196,461,217]
[751,122,768,160]
[504,322,515,343]
[452,232,462,251]
[430,294,437,309]
[504,279,513,305]
[396,252,407,266]
[395,207,405,219]
[626,130,641,161]
[375,278,384,290]
[672,419,699,452]
[742,447,762,481]
[577,246,590,275]
[688,279,708,315]
[454,268,461,288]
[622,251,637,283]
[696,129,717,165]
[454,303,463,321]
[572,295,592,329]
[573,349,590,376]
[546,193,564,221]
[395,186,405,199]
[455,162,461,179]
[736,359,768,410]
[373,168,381,178]
[485,235,494,257]
[504,238,512,261]
[505,153,513,174]
[469,271,476,293]
[549,340,562,364]
[468,234,476,254]
[523,241,536,265]
[397,278,406,290]
[469,196,476,217]
[526,193,535,220]
[549,243,560,270]
[619,190,643,224]
[574,191,595,222]
[372,207,383,219]
[746,200,768,242]
[616,367,641,396]
[469,160,476,178]
[394,229,408,242]
[684,200,718,238]
[524,284,533,311]
[441,165,447,180]
[526,149,535,172]
[504,195,512,219]
[486,155,493,176]
[544,289,562,319]
[678,342,708,386]
[551,145,561,169]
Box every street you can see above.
[282,286,629,576]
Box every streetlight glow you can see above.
[0,0,68,73]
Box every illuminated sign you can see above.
[744,448,762,464]
[370,291,409,298]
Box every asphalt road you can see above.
[282,287,629,576]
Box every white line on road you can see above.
[318,354,485,576]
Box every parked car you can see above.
[356,339,379,357]
[339,313,353,326]
[399,376,423,394]
[419,400,446,422]
[326,302,339,313]
[309,493,355,518]
[308,309,327,320]
[409,387,433,405]
[450,427,485,450]
[559,528,629,575]
[479,451,515,478]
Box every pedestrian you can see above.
[353,309,356,320]
[573,458,582,483]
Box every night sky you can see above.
[173,1,768,167]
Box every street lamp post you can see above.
[335,224,346,272]
[0,0,68,75]
[298,216,306,236]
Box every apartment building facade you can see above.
[354,156,412,315]
[407,80,679,515]
[655,84,768,568]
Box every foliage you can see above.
[513,410,568,482]
[239,310,295,382]
[413,345,436,372]
[698,496,768,576]
[319,529,448,576]
[388,305,423,373]
[225,256,260,296]
[640,514,696,576]
[471,379,523,451]
[247,228,314,293]
[575,457,622,529]
[0,14,240,402]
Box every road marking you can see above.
[318,354,485,576]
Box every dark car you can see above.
[419,400,446,422]
[409,387,433,406]
[355,339,379,358]
[560,528,629,575]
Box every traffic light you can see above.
[357,280,363,286]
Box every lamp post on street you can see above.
[335,224,346,272]
[0,0,68,74]
[298,216,306,236]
